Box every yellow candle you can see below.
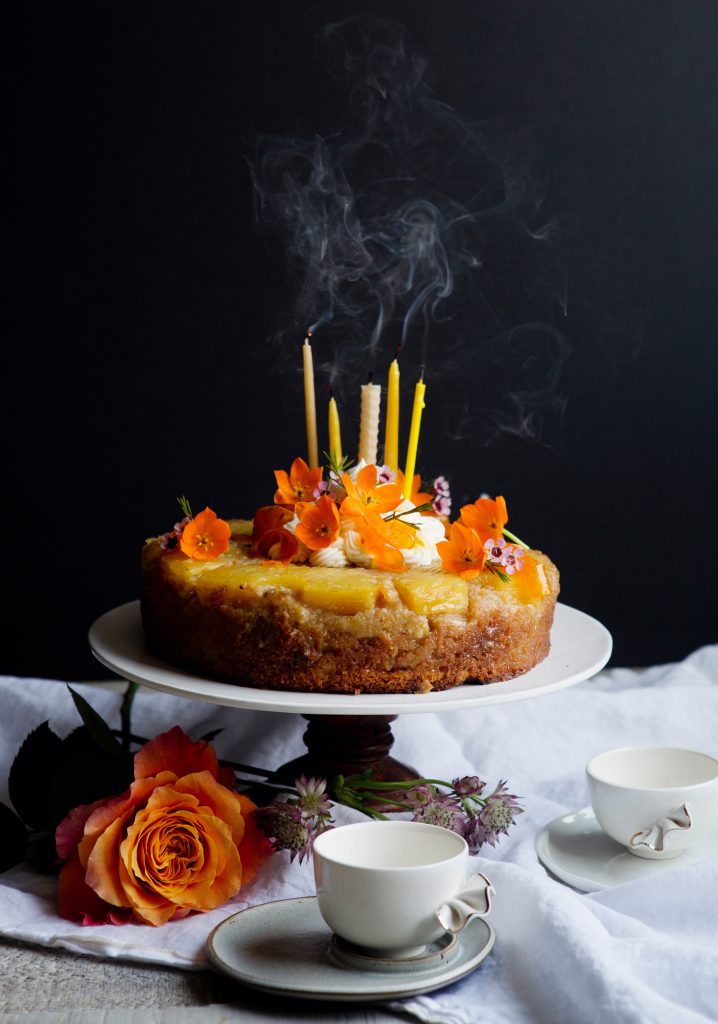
[402,376,426,499]
[303,336,319,469]
[384,358,400,471]
[358,382,381,465]
[328,395,342,462]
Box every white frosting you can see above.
[341,524,375,568]
[400,515,446,567]
[309,538,350,568]
[276,492,444,570]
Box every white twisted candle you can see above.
[358,382,381,465]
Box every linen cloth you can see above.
[0,645,717,1024]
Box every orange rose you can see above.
[56,727,271,926]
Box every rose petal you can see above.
[174,772,247,847]
[134,727,221,782]
[55,797,106,862]
[79,774,174,862]
[58,852,132,926]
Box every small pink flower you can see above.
[501,544,525,575]
[376,465,397,485]
[483,536,506,563]
[432,476,451,517]
[159,517,190,551]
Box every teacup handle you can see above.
[436,871,494,934]
[628,802,693,853]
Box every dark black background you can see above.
[7,0,717,681]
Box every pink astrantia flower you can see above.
[255,775,334,864]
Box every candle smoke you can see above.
[248,17,568,446]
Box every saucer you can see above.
[536,806,718,893]
[207,896,494,1002]
[327,930,459,973]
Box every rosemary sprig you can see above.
[383,501,435,529]
[485,563,512,585]
[324,450,354,478]
[177,495,193,520]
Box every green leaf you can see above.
[199,728,223,744]
[27,832,61,874]
[8,722,64,830]
[67,686,123,756]
[48,745,132,826]
[0,802,29,871]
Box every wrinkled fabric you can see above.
[0,644,717,1022]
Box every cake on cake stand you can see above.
[89,601,612,787]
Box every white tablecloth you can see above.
[1,646,717,1024]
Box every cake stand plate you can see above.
[89,601,611,715]
[89,601,611,789]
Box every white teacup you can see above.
[312,820,493,958]
[586,746,718,860]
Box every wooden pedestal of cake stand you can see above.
[273,714,419,785]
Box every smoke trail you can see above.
[248,16,568,441]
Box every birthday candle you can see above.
[358,381,381,466]
[384,357,400,471]
[303,336,319,469]
[328,395,343,463]
[402,374,426,500]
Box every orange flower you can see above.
[253,528,299,564]
[361,518,407,571]
[274,458,324,506]
[437,522,488,580]
[340,505,415,571]
[252,505,293,539]
[295,496,340,550]
[56,727,271,927]
[179,507,231,561]
[459,495,508,542]
[250,506,299,562]
[340,464,403,516]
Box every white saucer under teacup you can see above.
[206,896,495,1001]
[208,821,496,1000]
[536,806,718,893]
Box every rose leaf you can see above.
[67,686,123,756]
[0,802,29,871]
[8,722,64,830]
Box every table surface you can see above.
[0,937,412,1022]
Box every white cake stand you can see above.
[89,601,611,783]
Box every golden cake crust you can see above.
[140,521,560,694]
